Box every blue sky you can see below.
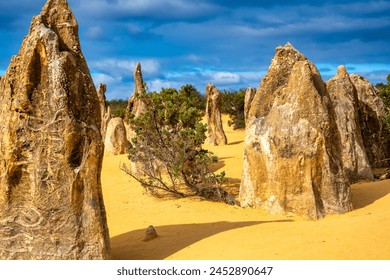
[1,0,389,99]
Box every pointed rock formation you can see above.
[244,87,256,126]
[0,0,110,259]
[97,83,111,140]
[104,117,129,156]
[125,63,147,121]
[205,83,228,145]
[350,74,390,168]
[326,66,373,181]
[124,63,147,142]
[240,43,351,219]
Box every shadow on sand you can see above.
[351,179,390,209]
[228,140,244,145]
[110,220,292,260]
[208,157,233,172]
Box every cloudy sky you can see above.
[1,0,389,99]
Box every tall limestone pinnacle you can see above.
[326,66,373,182]
[240,43,352,219]
[125,62,147,122]
[205,83,228,146]
[0,0,110,259]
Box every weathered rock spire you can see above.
[125,62,147,122]
[244,87,256,126]
[350,74,390,168]
[205,83,228,146]
[240,43,352,219]
[326,66,373,181]
[97,83,111,140]
[0,0,110,259]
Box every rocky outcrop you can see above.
[0,0,110,259]
[124,63,147,142]
[350,74,390,168]
[240,43,351,219]
[97,83,111,140]
[125,63,147,122]
[244,87,256,126]
[104,117,129,156]
[205,83,227,145]
[326,66,373,181]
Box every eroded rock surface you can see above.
[104,117,129,156]
[326,66,373,181]
[240,43,352,219]
[0,0,110,259]
[97,83,111,140]
[205,83,227,145]
[124,63,147,142]
[350,74,390,168]
[244,87,256,126]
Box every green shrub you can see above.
[121,86,237,205]
[220,89,246,130]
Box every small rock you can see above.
[143,225,158,242]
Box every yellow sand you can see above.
[102,116,390,260]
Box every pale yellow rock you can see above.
[104,117,129,156]
[350,74,390,168]
[97,83,111,140]
[240,43,352,219]
[244,87,256,126]
[206,83,228,146]
[0,0,110,259]
[326,66,373,181]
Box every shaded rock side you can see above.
[350,74,390,168]
[97,83,111,140]
[104,117,129,156]
[0,0,110,259]
[326,66,373,181]
[205,83,228,145]
[240,43,351,219]
[244,87,256,126]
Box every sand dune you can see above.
[101,116,390,260]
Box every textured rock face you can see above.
[125,63,147,122]
[104,117,129,156]
[244,87,256,125]
[350,74,390,168]
[124,63,147,142]
[326,66,373,181]
[240,43,351,219]
[0,0,110,259]
[97,83,111,140]
[205,83,227,145]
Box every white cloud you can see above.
[126,23,143,35]
[203,71,241,85]
[90,58,160,78]
[147,79,182,92]
[92,73,118,85]
[85,26,104,39]
[77,0,221,19]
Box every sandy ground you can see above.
[101,116,390,260]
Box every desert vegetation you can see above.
[220,89,246,130]
[377,74,390,130]
[120,85,237,205]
